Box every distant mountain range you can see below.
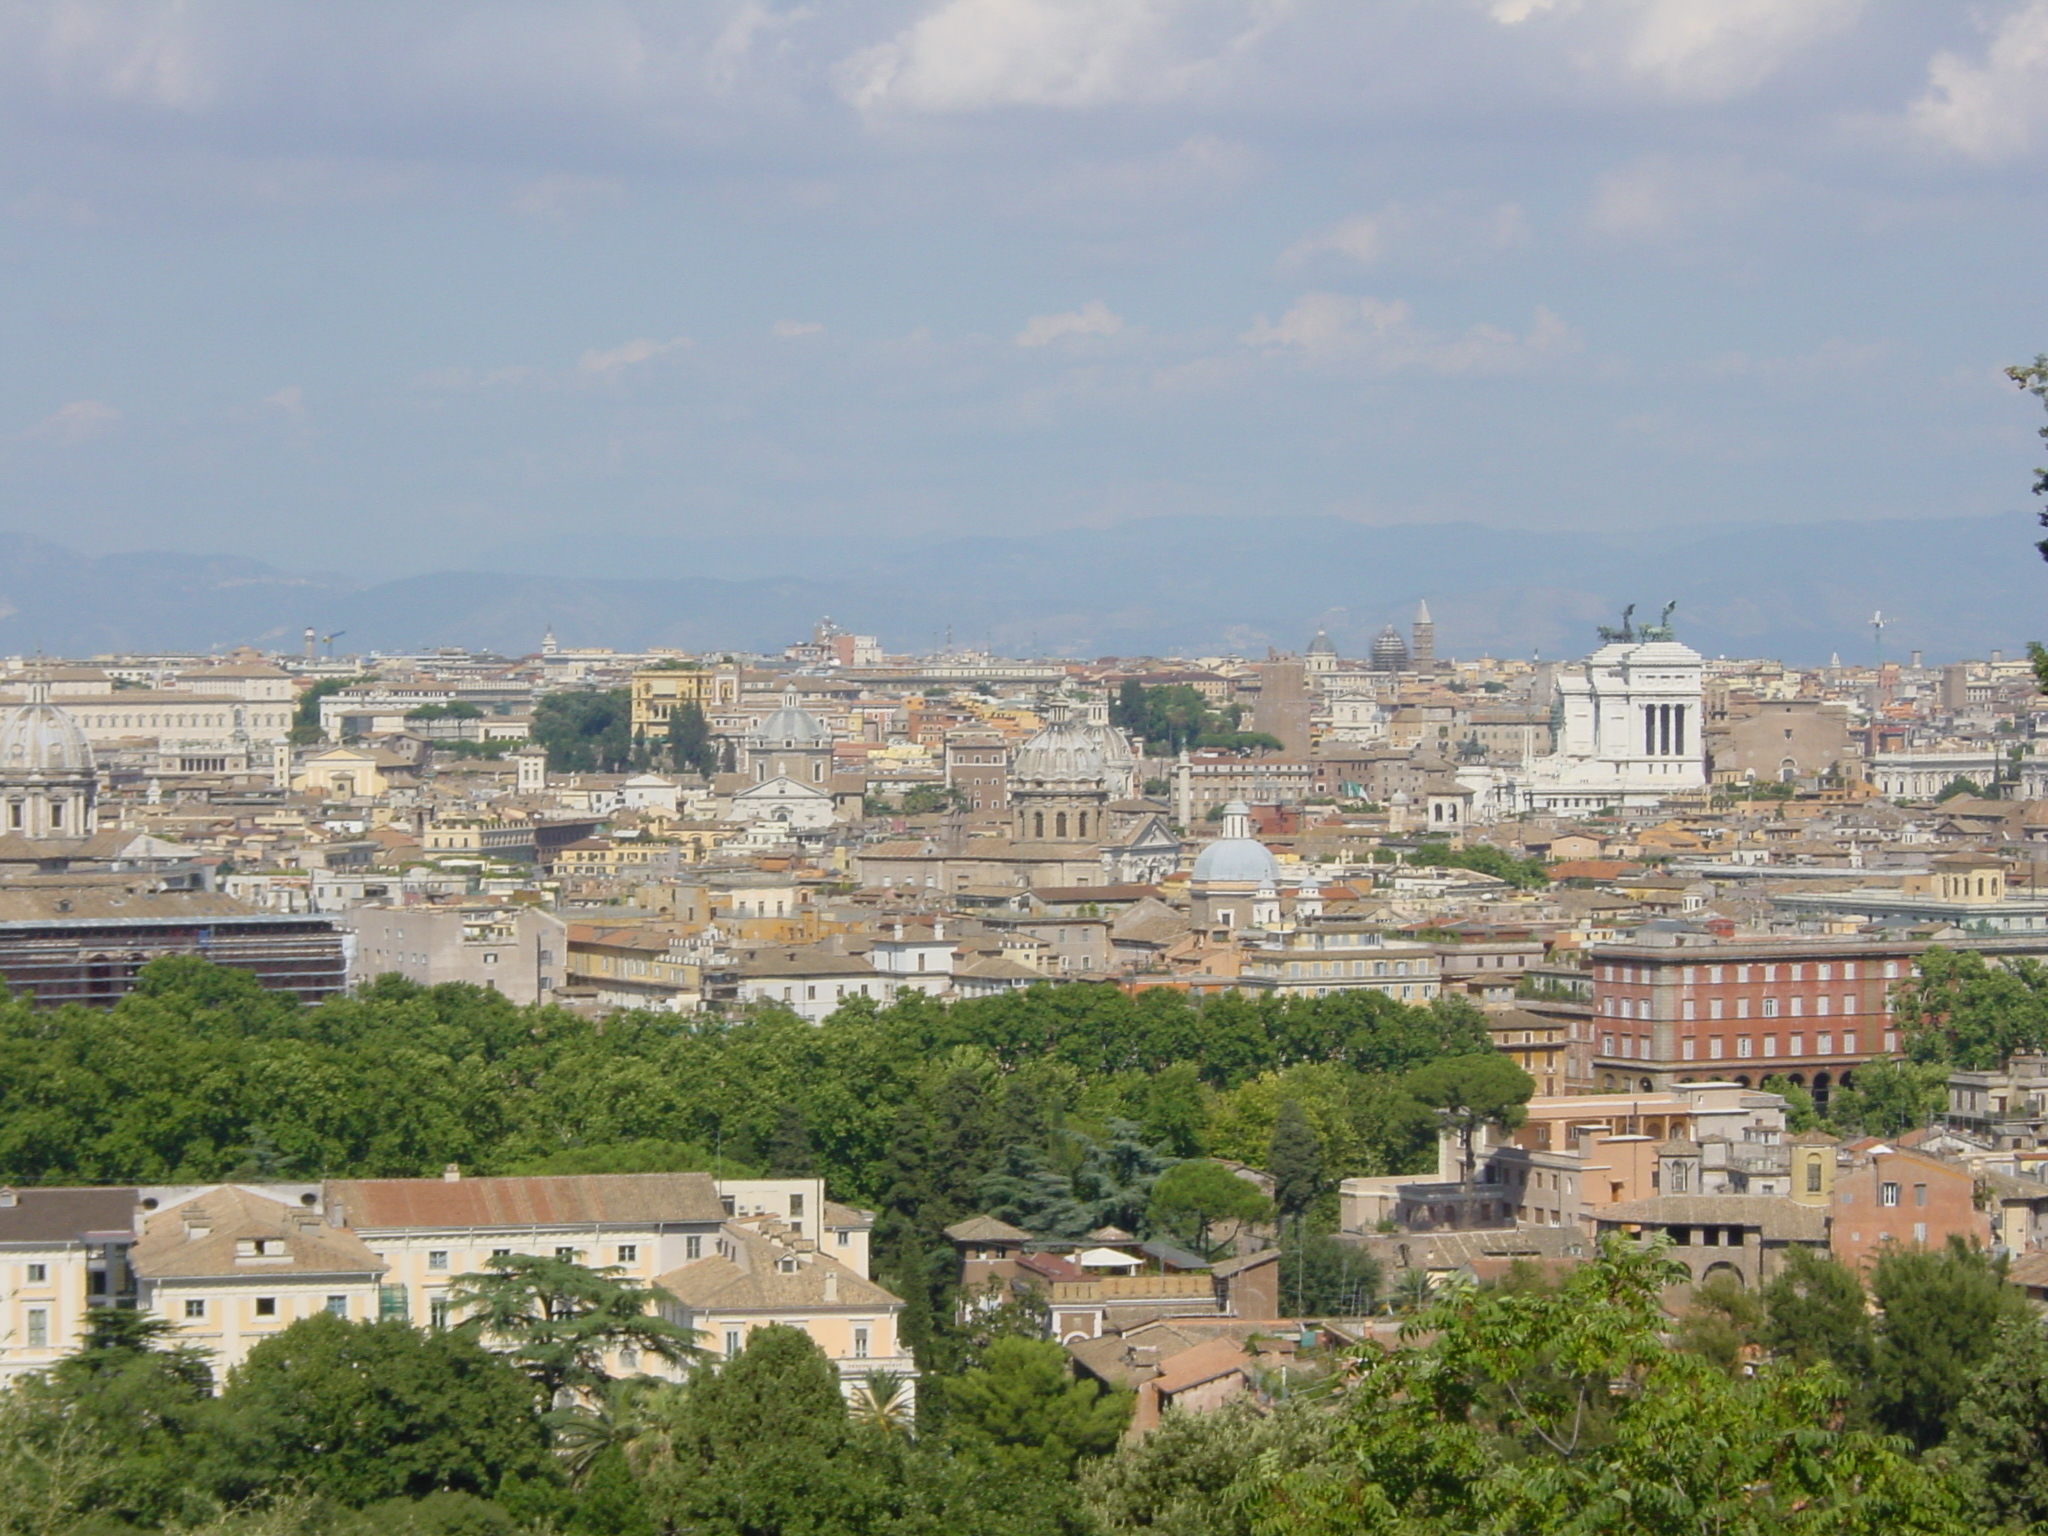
[0,513,2037,665]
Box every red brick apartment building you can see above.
[1589,934,2048,1103]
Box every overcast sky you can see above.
[3,1,2047,577]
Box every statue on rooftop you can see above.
[1596,603,1637,644]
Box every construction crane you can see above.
[321,630,346,658]
[1870,611,1886,663]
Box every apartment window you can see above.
[1914,1184,1928,1207]
[616,1245,638,1265]
[1682,1000,1696,1021]
[1880,1182,1900,1207]
[1815,996,1830,1017]
[1818,963,1833,981]
[837,1229,851,1247]
[1789,996,1804,1018]
[1709,999,1724,1021]
[1761,997,1779,1018]
[1709,1037,1725,1060]
[1789,1035,1803,1057]
[184,1299,206,1319]
[430,1298,451,1331]
[25,1309,48,1348]
[1737,1036,1753,1058]
[428,1250,450,1271]
[1602,1035,1615,1055]
[24,1263,45,1284]
[1883,962,1899,979]
[686,1235,703,1260]
[325,1296,347,1317]
[1817,1033,1832,1055]
[555,1247,578,1262]
[1709,965,1724,983]
[1807,1159,1823,1193]
[1763,1035,1777,1058]
[492,1248,512,1260]
[852,1326,870,1360]
[1843,1031,1858,1054]
[1681,1039,1696,1061]
[1736,999,1750,1020]
[483,952,498,965]
[1914,1222,1928,1244]
[256,1297,277,1317]
[725,1329,742,1357]
[789,1193,804,1218]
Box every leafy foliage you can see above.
[531,688,633,773]
[1406,840,1552,889]
[941,1337,1130,1476]
[1867,1239,2031,1451]
[1147,1159,1272,1256]
[211,1315,550,1507]
[446,1254,703,1403]
[1890,946,2048,1068]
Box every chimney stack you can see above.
[443,1163,461,1183]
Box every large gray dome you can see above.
[1191,801,1280,885]
[0,683,93,776]
[753,688,830,748]
[1014,703,1109,784]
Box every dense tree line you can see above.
[0,959,1504,1366]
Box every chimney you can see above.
[442,1163,461,1183]
[823,1269,838,1303]
[933,918,945,941]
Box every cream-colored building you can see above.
[131,1186,386,1377]
[0,1186,138,1382]
[0,1172,897,1401]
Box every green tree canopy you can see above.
[209,1314,548,1507]
[1868,1238,2031,1451]
[1147,1159,1272,1257]
[447,1254,703,1403]
[1400,1052,1534,1182]
[942,1336,1130,1476]
[531,688,633,773]
[1266,1097,1325,1221]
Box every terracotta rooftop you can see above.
[328,1172,724,1230]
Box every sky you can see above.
[3,1,2048,580]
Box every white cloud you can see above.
[264,385,305,416]
[1280,212,1384,270]
[24,399,123,447]
[1241,294,1580,375]
[1016,299,1125,347]
[576,337,691,375]
[1279,199,1532,273]
[1588,153,1782,242]
[834,0,1280,114]
[771,319,825,338]
[1491,0,1866,102]
[1909,0,2048,160]
[510,174,627,227]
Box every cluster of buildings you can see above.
[0,1169,909,1397]
[1,610,2047,1392]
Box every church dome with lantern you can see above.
[0,679,96,838]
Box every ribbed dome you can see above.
[1014,701,1109,784]
[753,688,830,747]
[0,683,94,776]
[1370,625,1410,671]
[1191,801,1280,885]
